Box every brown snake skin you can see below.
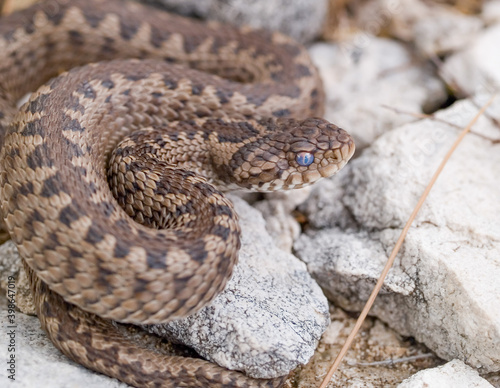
[0,0,355,387]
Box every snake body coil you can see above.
[0,1,355,387]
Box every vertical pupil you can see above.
[297,152,313,166]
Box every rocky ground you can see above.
[0,0,499,387]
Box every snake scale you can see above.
[0,0,355,387]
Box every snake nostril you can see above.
[296,152,314,166]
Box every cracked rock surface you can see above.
[147,196,330,379]
[0,197,329,384]
[398,360,494,388]
[295,96,500,373]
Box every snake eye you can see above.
[296,152,314,166]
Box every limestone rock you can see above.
[0,196,329,382]
[0,240,20,291]
[147,196,330,379]
[309,37,446,150]
[295,96,500,373]
[443,23,500,96]
[398,360,494,388]
[254,187,312,252]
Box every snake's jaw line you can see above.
[222,117,355,191]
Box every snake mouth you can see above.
[317,139,355,178]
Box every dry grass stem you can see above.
[381,104,500,143]
[319,94,496,388]
[347,353,435,367]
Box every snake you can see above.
[0,0,355,387]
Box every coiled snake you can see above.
[0,0,355,386]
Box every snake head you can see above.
[227,118,355,191]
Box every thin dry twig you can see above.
[429,53,500,129]
[381,104,500,144]
[380,104,461,129]
[319,94,496,388]
[347,353,435,367]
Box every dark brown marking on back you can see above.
[23,19,35,35]
[113,218,133,236]
[214,121,260,143]
[272,109,291,118]
[18,181,34,197]
[44,6,65,26]
[68,30,85,46]
[215,89,232,104]
[146,250,167,270]
[126,74,144,82]
[114,240,130,258]
[211,224,231,240]
[191,85,202,95]
[150,25,170,48]
[101,37,117,56]
[96,201,114,218]
[62,116,85,132]
[48,75,64,91]
[26,94,49,114]
[59,204,81,227]
[83,11,105,28]
[64,95,85,114]
[85,222,104,244]
[182,36,201,54]
[280,43,302,58]
[76,81,96,100]
[26,144,53,169]
[62,138,85,159]
[3,30,16,43]
[40,173,64,198]
[8,147,20,158]
[163,77,178,90]
[30,209,44,223]
[132,277,149,294]
[214,205,234,218]
[119,19,139,41]
[101,79,115,89]
[21,120,44,137]
[294,64,312,77]
[74,166,88,178]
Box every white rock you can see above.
[443,23,500,96]
[0,239,21,290]
[482,1,500,25]
[295,96,500,373]
[148,195,330,378]
[411,5,483,55]
[253,199,301,252]
[138,0,327,43]
[254,187,312,252]
[398,360,494,388]
[309,37,446,150]
[334,0,482,56]
[0,195,329,382]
